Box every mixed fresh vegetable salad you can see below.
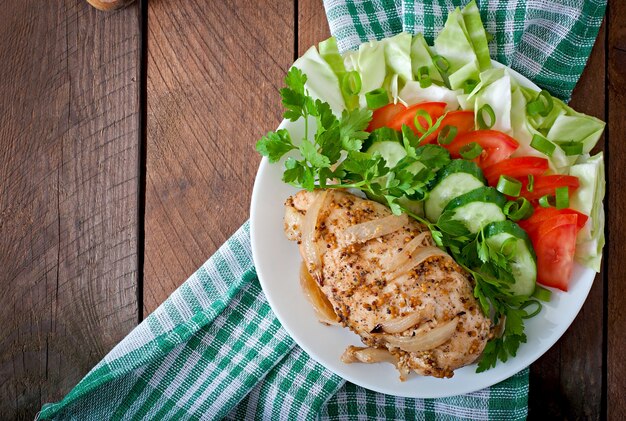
[256,0,605,372]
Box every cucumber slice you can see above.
[366,141,407,167]
[362,127,401,151]
[444,187,506,233]
[425,161,486,222]
[484,221,537,296]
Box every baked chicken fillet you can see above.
[284,189,491,379]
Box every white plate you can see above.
[250,63,597,398]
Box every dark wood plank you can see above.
[299,0,330,55]
[0,1,140,419]
[528,20,607,420]
[607,0,626,418]
[143,0,295,314]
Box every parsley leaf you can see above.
[256,129,295,163]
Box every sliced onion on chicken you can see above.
[381,318,458,352]
[378,306,435,334]
[382,231,431,273]
[341,346,411,381]
[299,190,330,283]
[300,262,340,325]
[386,246,451,281]
[340,213,408,247]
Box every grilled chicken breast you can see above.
[285,189,491,379]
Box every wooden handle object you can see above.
[87,0,136,11]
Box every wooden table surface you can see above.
[1,0,624,419]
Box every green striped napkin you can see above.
[40,1,605,419]
[326,0,606,101]
[40,223,528,420]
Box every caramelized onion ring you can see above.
[299,190,330,283]
[300,262,339,325]
[382,318,458,352]
[387,246,450,280]
[341,214,408,246]
[378,307,435,334]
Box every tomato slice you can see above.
[482,157,549,187]
[386,102,447,132]
[444,130,519,168]
[518,207,588,238]
[518,175,580,201]
[532,214,578,291]
[420,110,475,145]
[367,102,406,132]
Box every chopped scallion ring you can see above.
[532,285,552,302]
[527,174,535,192]
[463,79,478,94]
[417,66,432,88]
[538,194,554,208]
[433,55,450,73]
[500,237,518,257]
[341,71,362,96]
[526,89,554,117]
[497,175,522,197]
[520,300,542,319]
[556,141,583,156]
[459,142,483,160]
[413,109,433,134]
[477,104,496,129]
[530,134,556,157]
[555,186,569,209]
[504,197,533,221]
[437,125,457,145]
[365,88,389,109]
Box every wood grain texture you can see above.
[607,1,626,419]
[298,0,330,55]
[528,21,607,421]
[143,0,295,315]
[0,1,140,419]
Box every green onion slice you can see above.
[555,186,569,209]
[538,194,554,208]
[530,134,556,157]
[417,66,432,89]
[365,88,389,109]
[413,109,433,134]
[437,125,457,145]
[459,142,483,160]
[433,55,450,73]
[556,141,583,156]
[500,236,518,256]
[497,175,522,197]
[526,89,554,117]
[520,300,542,319]
[463,79,478,94]
[477,104,496,129]
[533,285,552,302]
[527,174,535,192]
[504,197,534,221]
[342,71,362,96]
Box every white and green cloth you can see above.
[40,1,605,419]
[326,0,606,101]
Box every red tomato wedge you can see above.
[386,102,447,132]
[367,102,406,132]
[518,207,588,238]
[482,157,549,187]
[420,110,475,145]
[518,175,580,201]
[531,214,578,291]
[444,130,519,168]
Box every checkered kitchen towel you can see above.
[40,1,606,419]
[326,0,606,101]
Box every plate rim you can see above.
[249,60,598,398]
